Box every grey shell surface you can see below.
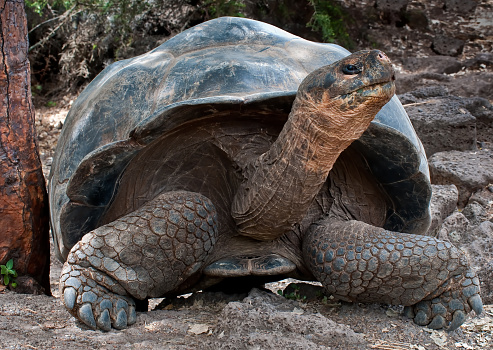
[49,17,431,261]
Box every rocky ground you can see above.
[3,1,493,348]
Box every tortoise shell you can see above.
[49,17,431,261]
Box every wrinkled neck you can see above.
[231,93,376,241]
[271,95,374,174]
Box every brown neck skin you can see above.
[231,91,387,241]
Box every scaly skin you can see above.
[60,191,218,330]
[303,220,483,331]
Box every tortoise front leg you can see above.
[303,220,483,331]
[60,191,218,330]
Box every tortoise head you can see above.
[295,49,396,129]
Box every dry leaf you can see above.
[430,331,447,348]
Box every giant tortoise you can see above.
[49,17,482,331]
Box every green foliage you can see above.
[26,0,151,46]
[307,0,353,48]
[46,100,57,107]
[0,259,17,288]
[26,0,48,15]
[277,284,307,301]
[202,0,246,18]
[31,84,43,96]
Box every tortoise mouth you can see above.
[343,79,395,100]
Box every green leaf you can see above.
[11,282,17,288]
[4,276,9,285]
[1,265,7,275]
[6,259,13,270]
[12,271,17,278]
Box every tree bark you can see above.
[0,0,50,294]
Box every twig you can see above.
[29,4,79,52]
[402,99,438,107]
[370,339,412,350]
[29,15,63,34]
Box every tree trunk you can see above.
[0,0,50,294]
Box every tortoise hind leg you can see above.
[60,191,218,330]
[302,219,482,331]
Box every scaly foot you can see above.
[303,220,484,331]
[404,270,483,331]
[60,262,136,331]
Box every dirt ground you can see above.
[0,244,491,349]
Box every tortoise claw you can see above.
[114,309,128,330]
[79,303,97,329]
[64,287,77,310]
[446,310,466,332]
[414,309,429,326]
[428,315,446,330]
[97,309,112,331]
[468,294,483,315]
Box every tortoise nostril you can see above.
[378,52,390,62]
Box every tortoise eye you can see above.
[342,64,362,75]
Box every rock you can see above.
[436,214,493,303]
[464,222,493,297]
[398,85,449,105]
[405,97,476,156]
[213,288,368,349]
[468,187,493,216]
[476,260,493,304]
[427,184,458,236]
[436,211,470,244]
[400,56,463,75]
[404,9,428,30]
[467,221,493,256]
[431,35,465,56]
[465,53,493,70]
[428,150,493,206]
[461,97,493,142]
[12,276,46,295]
[375,0,408,12]
[462,201,489,226]
[443,0,478,13]
[395,70,493,99]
